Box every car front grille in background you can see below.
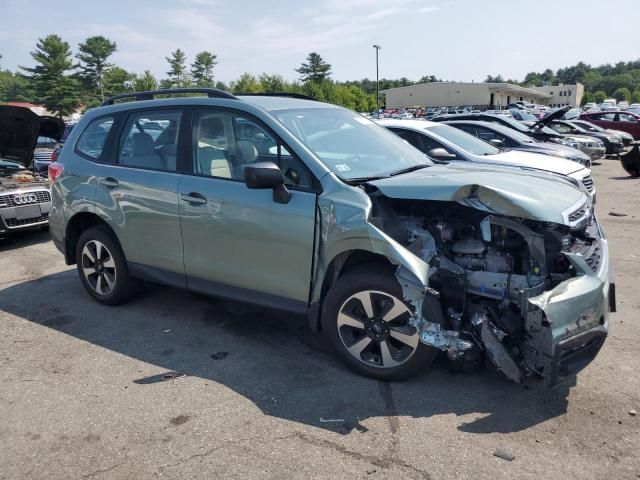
[4,213,49,227]
[581,175,595,194]
[0,190,51,208]
[33,151,53,162]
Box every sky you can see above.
[1,0,640,84]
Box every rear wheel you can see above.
[75,226,139,305]
[321,267,438,381]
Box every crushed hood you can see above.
[529,106,572,131]
[0,105,64,167]
[367,163,585,225]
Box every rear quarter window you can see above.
[75,116,115,160]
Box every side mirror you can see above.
[244,162,291,204]
[427,148,456,160]
[488,139,504,147]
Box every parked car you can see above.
[580,110,640,139]
[49,88,613,386]
[618,101,629,110]
[509,110,538,122]
[378,119,595,199]
[433,108,606,161]
[0,105,63,234]
[569,119,634,147]
[547,119,624,155]
[437,119,592,166]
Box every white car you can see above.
[378,119,596,200]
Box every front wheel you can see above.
[75,226,139,305]
[321,267,438,381]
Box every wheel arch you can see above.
[64,212,120,265]
[308,249,395,332]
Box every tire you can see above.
[321,266,438,381]
[75,226,139,305]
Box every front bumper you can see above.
[0,189,52,233]
[605,142,624,155]
[524,217,612,387]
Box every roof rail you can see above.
[237,92,316,101]
[101,88,237,106]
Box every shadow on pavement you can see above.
[0,270,573,435]
[0,229,51,252]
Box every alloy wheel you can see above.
[337,290,419,368]
[81,240,117,296]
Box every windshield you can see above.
[496,115,557,136]
[572,120,603,132]
[273,108,432,180]
[426,124,500,156]
[511,111,538,121]
[36,136,57,148]
[483,122,536,144]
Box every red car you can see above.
[580,110,640,139]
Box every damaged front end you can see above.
[359,184,612,387]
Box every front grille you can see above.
[4,212,49,227]
[33,151,53,161]
[0,190,51,208]
[581,175,595,194]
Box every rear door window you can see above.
[119,110,182,171]
[75,116,115,160]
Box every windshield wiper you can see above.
[388,164,430,177]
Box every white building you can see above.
[381,82,551,109]
[530,83,584,108]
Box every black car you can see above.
[547,119,624,155]
[432,107,573,144]
[443,120,592,166]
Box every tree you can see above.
[21,34,80,116]
[232,73,261,93]
[133,70,157,91]
[581,91,595,106]
[191,51,217,87]
[76,35,117,101]
[295,52,332,83]
[103,67,133,96]
[166,49,188,86]
[259,73,285,92]
[484,74,504,83]
[593,90,608,103]
[631,89,640,104]
[613,87,631,102]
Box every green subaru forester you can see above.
[49,89,614,386]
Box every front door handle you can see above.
[99,177,119,188]
[180,192,207,205]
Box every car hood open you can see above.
[0,105,65,167]
[367,163,585,225]
[529,106,572,131]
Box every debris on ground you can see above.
[630,409,637,416]
[609,212,628,217]
[161,372,187,380]
[319,418,345,423]
[493,448,515,461]
[163,329,172,333]
[210,352,229,360]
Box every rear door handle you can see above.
[180,192,207,205]
[99,177,119,188]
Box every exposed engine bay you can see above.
[370,193,605,384]
[0,169,48,191]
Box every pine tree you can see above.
[191,51,217,87]
[21,35,80,117]
[133,70,158,92]
[166,49,188,86]
[76,35,117,100]
[295,52,332,83]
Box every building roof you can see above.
[381,82,551,99]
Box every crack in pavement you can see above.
[81,461,124,479]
